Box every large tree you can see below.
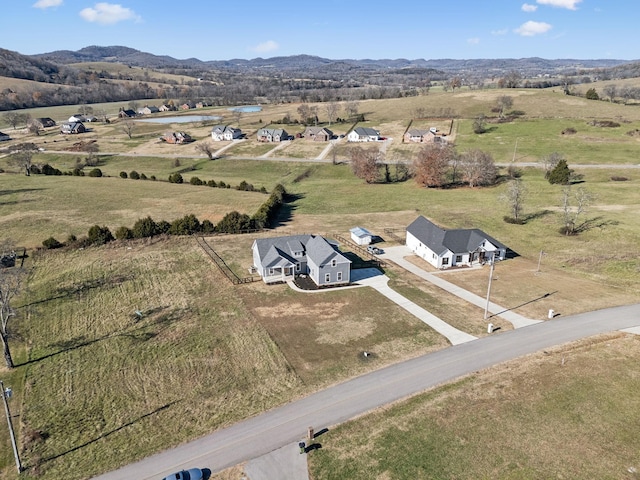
[0,243,25,369]
[195,141,216,160]
[9,143,39,176]
[344,100,360,120]
[350,145,382,184]
[2,111,27,130]
[560,186,594,235]
[496,95,513,118]
[501,179,527,222]
[325,101,339,126]
[121,119,136,139]
[459,149,497,187]
[602,84,617,103]
[413,144,454,188]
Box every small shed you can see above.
[350,227,373,246]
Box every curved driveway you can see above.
[94,303,640,480]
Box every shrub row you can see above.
[41,185,288,249]
[120,171,156,181]
[29,164,104,177]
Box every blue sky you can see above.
[2,0,637,61]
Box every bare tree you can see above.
[121,119,136,139]
[82,141,100,166]
[501,70,522,88]
[539,152,564,177]
[350,145,382,184]
[448,76,462,92]
[325,102,339,126]
[3,112,26,130]
[459,149,497,187]
[602,84,617,103]
[232,109,243,125]
[560,186,594,235]
[195,141,216,160]
[500,179,527,222]
[412,144,453,188]
[0,242,25,369]
[496,95,513,118]
[297,104,311,124]
[9,143,39,176]
[344,100,360,120]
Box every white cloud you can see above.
[522,3,538,12]
[251,40,279,54]
[536,0,582,10]
[514,21,552,36]
[33,0,63,9]
[79,3,141,25]
[491,28,509,36]
[467,38,480,45]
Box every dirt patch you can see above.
[254,301,348,319]
[316,317,376,344]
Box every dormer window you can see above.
[331,259,337,267]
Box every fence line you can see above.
[195,236,257,285]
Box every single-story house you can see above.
[118,109,137,118]
[180,102,196,110]
[159,104,175,112]
[211,125,242,141]
[138,106,160,115]
[257,128,289,142]
[161,131,193,144]
[68,114,96,123]
[304,126,334,141]
[349,227,373,246]
[60,122,87,134]
[0,131,11,142]
[406,215,507,269]
[404,127,447,144]
[35,117,56,128]
[347,127,380,142]
[252,234,351,286]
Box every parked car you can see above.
[367,245,383,255]
[162,468,203,480]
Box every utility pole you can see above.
[484,256,495,320]
[1,380,22,473]
[537,250,546,273]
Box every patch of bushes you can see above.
[129,170,140,180]
[610,176,629,182]
[168,172,183,184]
[589,120,620,128]
[42,237,63,249]
[561,127,577,135]
[120,171,128,179]
[503,216,526,225]
[87,225,114,245]
[88,168,102,177]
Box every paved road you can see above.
[94,303,640,480]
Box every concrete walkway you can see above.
[351,268,477,345]
[244,442,309,480]
[380,246,541,329]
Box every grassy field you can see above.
[1,89,640,478]
[307,333,640,479]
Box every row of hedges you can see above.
[30,164,103,177]
[42,185,289,249]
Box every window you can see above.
[337,271,343,282]
[325,273,331,283]
[268,268,274,275]
[442,257,449,265]
[296,263,300,272]
[331,259,337,267]
[455,255,462,263]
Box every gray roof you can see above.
[254,234,350,269]
[353,127,379,137]
[407,216,506,255]
[350,226,372,239]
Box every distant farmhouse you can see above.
[69,114,97,123]
[347,127,380,142]
[304,126,334,142]
[35,117,56,128]
[406,216,506,269]
[60,121,86,134]
[211,125,242,141]
[257,128,289,142]
[118,108,137,118]
[252,234,351,286]
[404,127,447,144]
[138,105,160,115]
[161,131,193,144]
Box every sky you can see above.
[1,0,638,61]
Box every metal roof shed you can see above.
[350,227,373,245]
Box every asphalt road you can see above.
[94,303,640,480]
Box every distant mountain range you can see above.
[31,45,634,75]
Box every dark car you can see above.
[367,245,383,255]
[162,468,203,480]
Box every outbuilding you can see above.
[350,227,373,246]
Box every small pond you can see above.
[228,106,262,113]
[137,115,222,124]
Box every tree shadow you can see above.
[521,209,553,223]
[272,193,304,227]
[574,216,619,234]
[37,401,179,466]
[15,307,176,367]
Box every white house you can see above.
[347,127,380,142]
[349,227,373,246]
[406,216,507,269]
[211,125,243,141]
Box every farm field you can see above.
[1,88,640,478]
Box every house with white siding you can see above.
[406,216,506,269]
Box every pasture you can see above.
[1,87,640,478]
